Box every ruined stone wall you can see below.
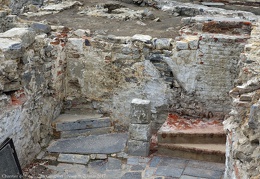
[224,17,260,179]
[64,16,250,131]
[0,26,66,166]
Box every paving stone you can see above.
[150,156,162,167]
[138,157,150,163]
[104,170,124,179]
[130,164,146,171]
[155,166,183,178]
[127,140,150,157]
[58,154,89,164]
[127,156,139,165]
[121,172,142,179]
[144,167,157,178]
[154,177,164,179]
[88,160,107,173]
[106,157,122,170]
[90,154,96,159]
[96,154,107,159]
[183,167,224,179]
[158,157,187,169]
[187,160,225,171]
[47,133,128,154]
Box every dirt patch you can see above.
[21,0,182,38]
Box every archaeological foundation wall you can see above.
[0,26,66,166]
[0,0,259,178]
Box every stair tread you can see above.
[52,114,111,132]
[158,143,226,153]
[53,114,105,124]
[158,114,225,135]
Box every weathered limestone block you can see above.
[73,29,91,37]
[153,38,172,50]
[67,38,84,53]
[127,140,150,157]
[130,98,151,124]
[0,38,23,59]
[129,123,151,141]
[176,41,188,50]
[0,28,36,48]
[185,36,199,50]
[132,34,152,43]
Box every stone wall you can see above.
[63,15,250,131]
[0,10,19,33]
[0,26,66,166]
[224,17,260,179]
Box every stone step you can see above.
[47,133,128,155]
[158,143,226,163]
[157,114,226,144]
[52,114,111,132]
[60,126,114,138]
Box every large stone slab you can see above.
[47,133,128,154]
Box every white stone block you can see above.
[176,41,188,50]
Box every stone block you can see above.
[127,140,150,157]
[30,22,51,34]
[154,38,172,50]
[106,157,122,170]
[129,123,151,141]
[186,36,199,50]
[132,34,152,43]
[176,41,188,50]
[130,98,151,124]
[96,154,107,159]
[248,103,260,129]
[0,38,23,59]
[58,154,89,164]
[0,28,36,48]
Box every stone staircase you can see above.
[51,113,113,139]
[42,101,128,162]
[157,114,226,163]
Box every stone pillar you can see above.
[127,98,151,157]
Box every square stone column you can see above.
[127,98,152,157]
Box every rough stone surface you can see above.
[129,123,151,141]
[223,16,260,179]
[130,98,151,124]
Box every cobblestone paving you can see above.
[25,154,225,179]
